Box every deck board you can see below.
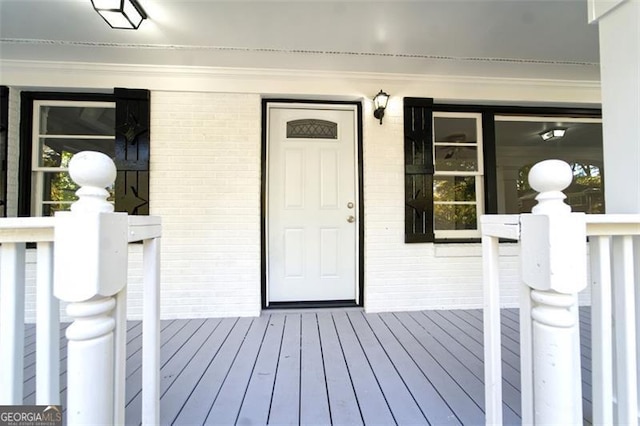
[316,312,363,425]
[348,311,427,425]
[333,311,397,425]
[350,312,432,425]
[125,318,210,424]
[159,317,233,423]
[172,317,253,425]
[300,313,332,425]
[236,314,284,426]
[410,311,522,421]
[205,316,271,424]
[382,312,485,425]
[268,314,301,426]
[366,312,459,425]
[20,308,596,425]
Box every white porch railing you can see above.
[0,151,162,425]
[482,159,640,425]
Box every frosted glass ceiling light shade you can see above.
[540,128,566,141]
[91,0,147,29]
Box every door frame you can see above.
[261,99,364,309]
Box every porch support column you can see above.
[588,5,640,426]
[589,0,640,214]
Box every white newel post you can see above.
[520,160,587,425]
[53,152,128,425]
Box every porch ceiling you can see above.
[0,0,600,80]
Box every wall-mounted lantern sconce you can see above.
[539,128,566,142]
[373,90,389,125]
[91,0,147,29]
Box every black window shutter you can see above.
[114,88,150,215]
[0,86,8,217]
[404,97,434,243]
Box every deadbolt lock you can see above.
[347,202,354,209]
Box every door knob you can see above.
[347,215,355,223]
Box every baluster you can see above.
[36,241,60,405]
[0,242,26,404]
[142,237,161,425]
[589,235,614,424]
[521,159,587,425]
[481,233,502,425]
[611,235,638,424]
[53,151,128,424]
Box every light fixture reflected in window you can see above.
[91,0,147,29]
[539,128,566,141]
[373,90,389,125]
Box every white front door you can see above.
[267,104,358,303]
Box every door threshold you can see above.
[265,300,359,310]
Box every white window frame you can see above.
[433,111,484,239]
[31,100,115,216]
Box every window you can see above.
[494,117,603,214]
[286,119,338,139]
[403,98,603,242]
[0,86,8,217]
[433,112,484,238]
[32,100,116,216]
[19,89,151,217]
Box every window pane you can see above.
[43,172,114,203]
[495,120,604,214]
[434,204,477,230]
[434,146,478,171]
[39,138,115,167]
[286,119,338,139]
[42,203,72,217]
[567,164,604,213]
[434,176,476,202]
[39,106,115,136]
[43,172,79,203]
[434,117,477,143]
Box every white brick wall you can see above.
[11,88,590,322]
[145,91,262,319]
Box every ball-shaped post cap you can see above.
[528,159,573,194]
[69,151,116,189]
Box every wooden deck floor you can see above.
[22,308,592,425]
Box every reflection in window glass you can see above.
[39,138,115,167]
[434,146,478,171]
[434,176,476,202]
[434,204,477,230]
[495,119,604,214]
[41,172,114,216]
[42,203,72,217]
[434,117,477,142]
[39,106,115,136]
[42,171,79,202]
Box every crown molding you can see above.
[0,59,601,105]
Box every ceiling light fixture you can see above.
[373,90,389,125]
[539,128,566,141]
[91,0,147,30]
